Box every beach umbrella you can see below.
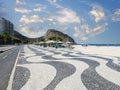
[66,41,71,44]
[46,40,55,43]
[57,41,63,44]
[39,41,45,44]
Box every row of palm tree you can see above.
[0,33,21,45]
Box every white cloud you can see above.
[15,6,31,14]
[19,15,29,24]
[15,0,32,14]
[81,37,88,41]
[33,8,42,12]
[88,23,107,36]
[73,22,107,41]
[15,0,81,38]
[114,9,120,15]
[14,0,108,41]
[48,0,57,3]
[73,26,86,39]
[48,18,54,21]
[74,25,87,41]
[30,15,43,22]
[19,15,43,24]
[48,0,63,9]
[112,9,120,22]
[74,27,81,37]
[90,4,105,23]
[16,0,26,5]
[50,8,80,24]
[33,4,47,12]
[90,25,106,35]
[17,24,45,38]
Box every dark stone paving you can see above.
[17,47,34,64]
[39,46,120,73]
[42,55,57,60]
[62,53,80,57]
[36,47,61,55]
[107,60,120,72]
[59,50,74,54]
[27,46,45,56]
[12,45,120,90]
[76,52,85,55]
[41,45,120,73]
[42,61,76,90]
[17,55,34,64]
[74,58,120,90]
[75,52,120,72]
[40,48,120,90]
[13,46,76,90]
[90,55,120,72]
[12,66,30,90]
[45,49,61,55]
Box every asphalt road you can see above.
[0,45,16,53]
[0,46,21,90]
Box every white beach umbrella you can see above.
[57,41,63,44]
[66,41,71,44]
[39,41,45,44]
[46,40,55,43]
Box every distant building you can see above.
[0,17,14,35]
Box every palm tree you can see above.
[1,33,12,45]
[0,34,4,45]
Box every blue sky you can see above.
[0,0,120,44]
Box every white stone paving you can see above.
[95,54,120,66]
[26,56,49,63]
[55,60,88,90]
[13,45,120,90]
[29,45,120,86]
[82,56,120,86]
[17,64,56,90]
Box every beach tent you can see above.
[56,41,64,48]
[57,41,64,44]
[39,41,45,44]
[46,40,55,43]
[66,41,72,48]
[46,40,56,47]
[66,41,71,44]
[39,41,45,47]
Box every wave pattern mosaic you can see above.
[12,45,120,90]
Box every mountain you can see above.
[14,31,28,40]
[44,29,76,44]
[13,31,31,43]
[13,29,76,44]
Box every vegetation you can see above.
[38,36,45,41]
[48,36,63,41]
[0,33,22,45]
[0,33,12,45]
[0,29,76,45]
[45,29,76,44]
[57,37,63,41]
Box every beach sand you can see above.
[72,45,120,57]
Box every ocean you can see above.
[87,44,120,46]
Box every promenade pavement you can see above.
[9,45,120,90]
